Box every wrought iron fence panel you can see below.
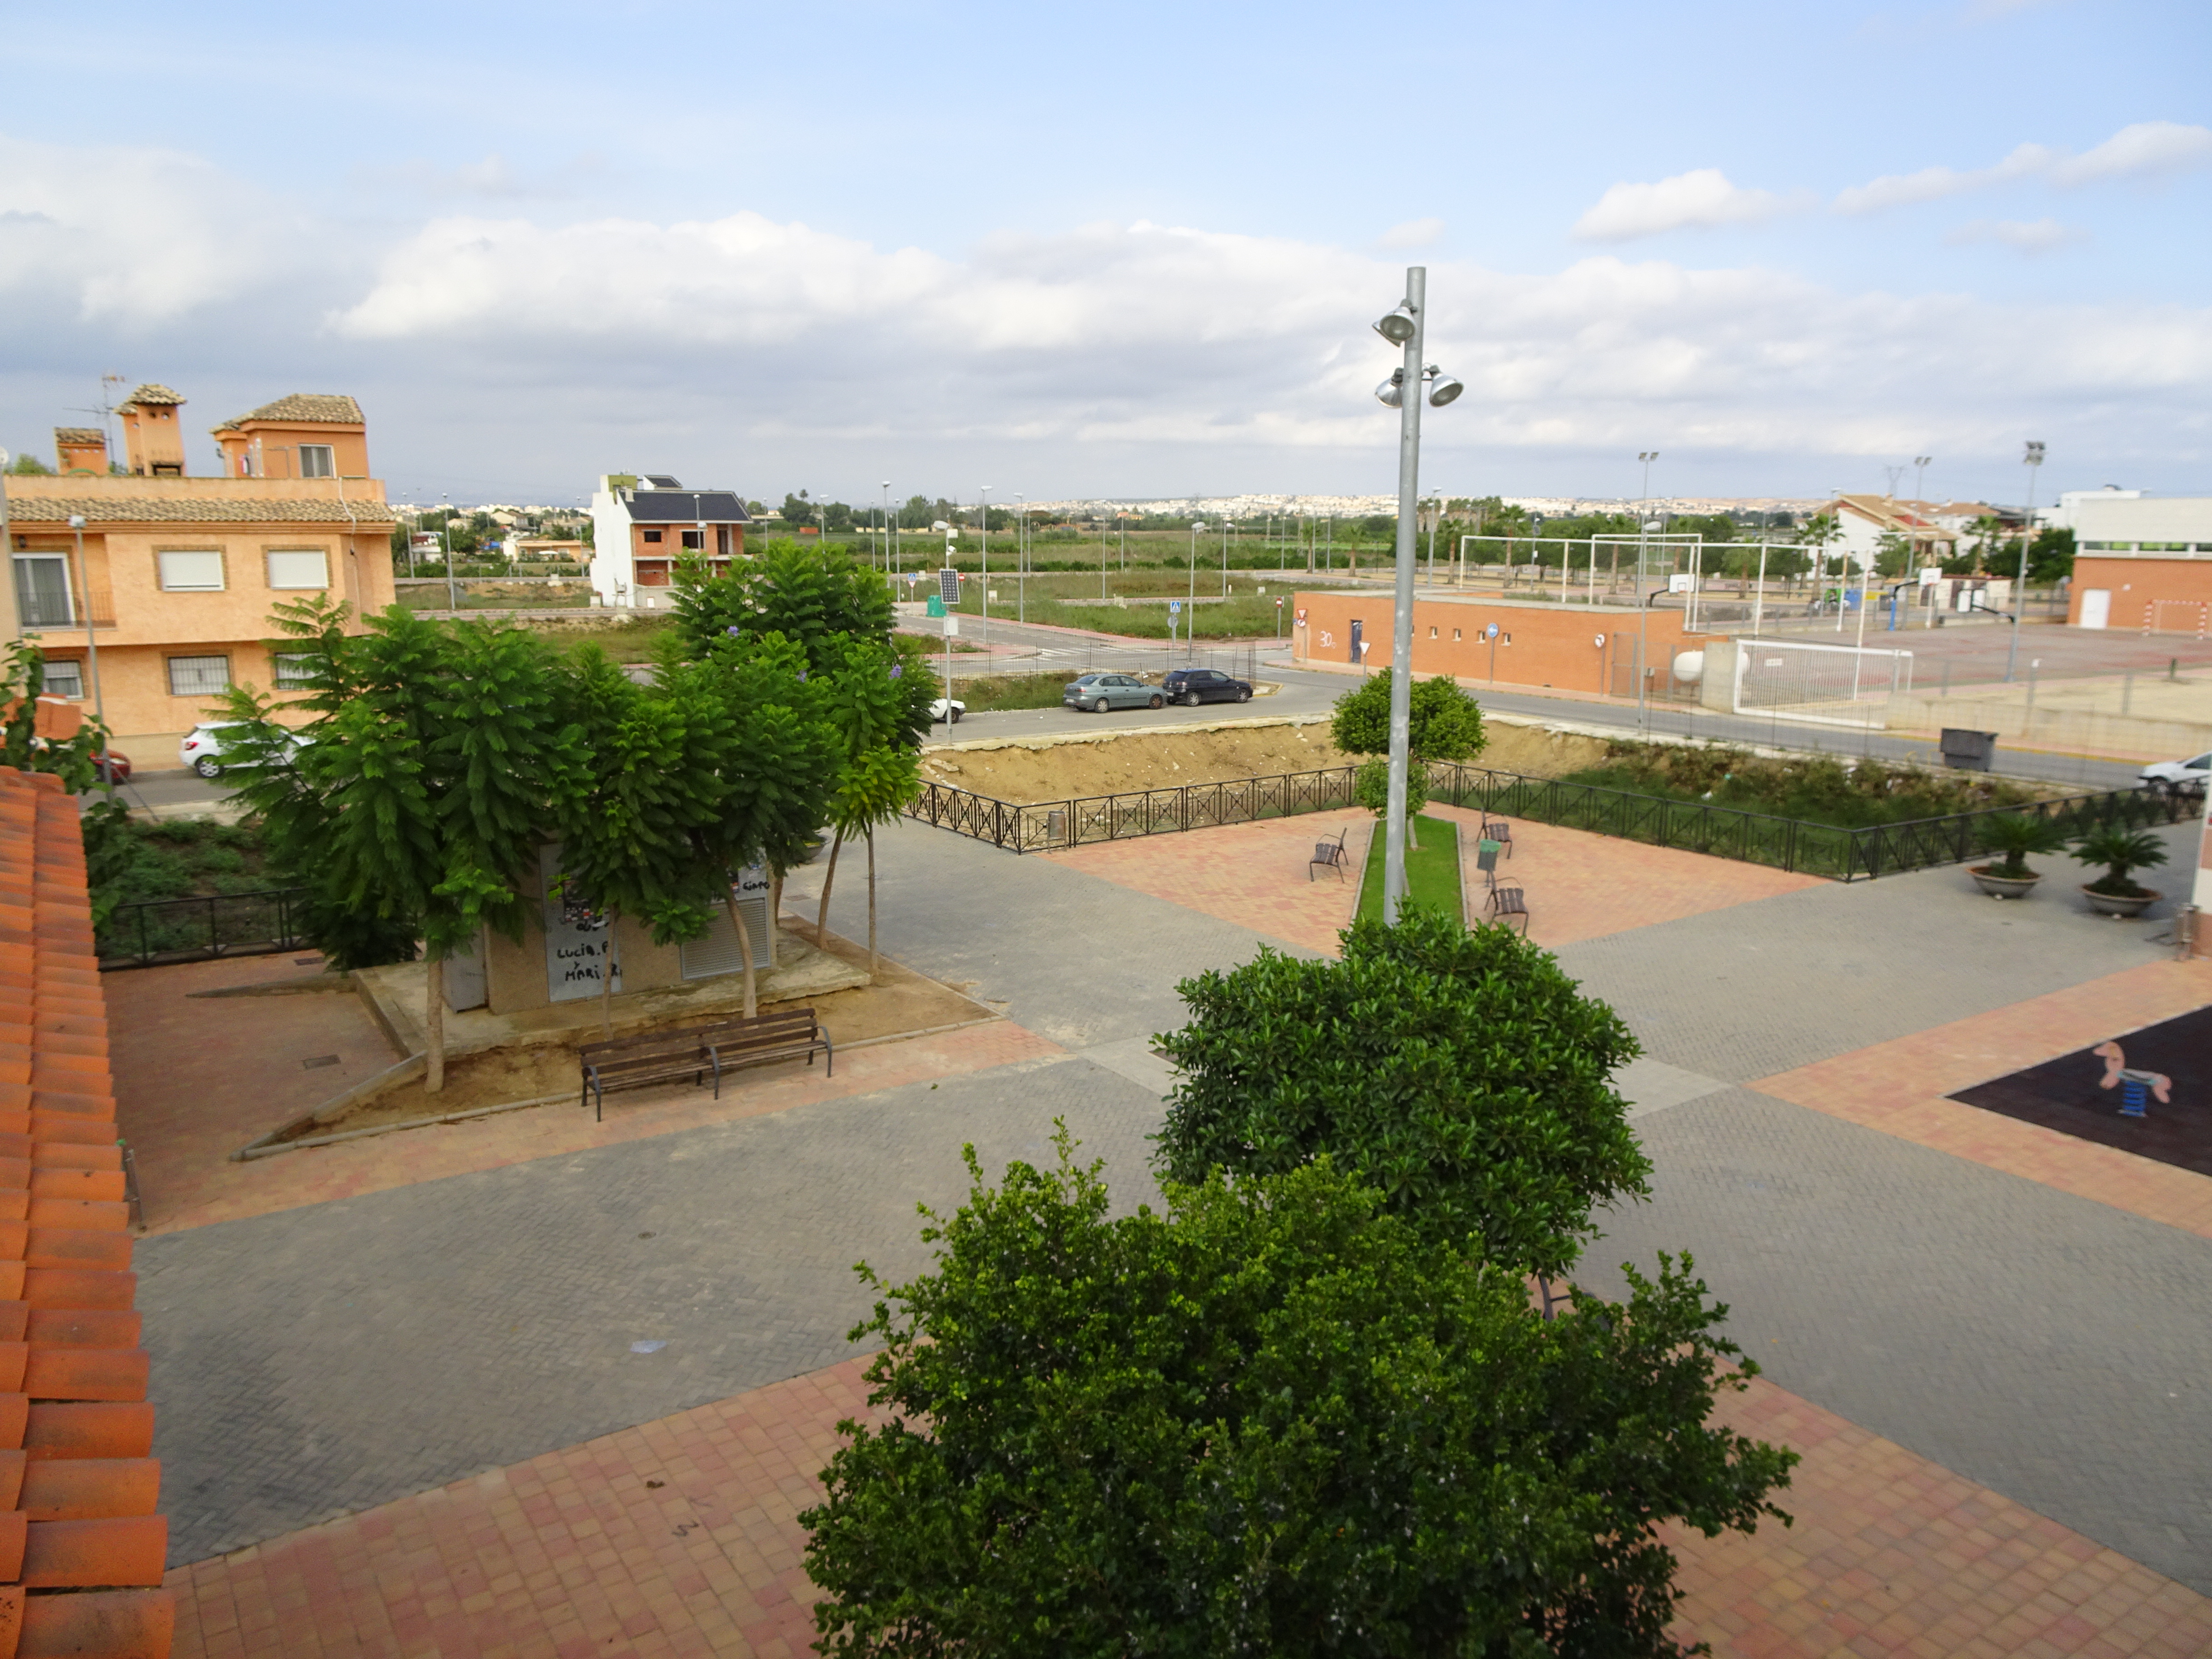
[98,887,313,970]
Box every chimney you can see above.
[116,384,187,476]
[52,428,108,476]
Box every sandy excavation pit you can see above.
[918,716,1611,804]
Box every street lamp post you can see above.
[882,482,894,577]
[1186,520,1206,659]
[2006,441,2045,683]
[1634,454,1657,732]
[1220,518,1231,598]
[1369,267,1464,923]
[441,494,459,613]
[1015,493,1026,625]
[978,487,991,641]
[66,514,106,736]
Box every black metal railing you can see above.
[96,887,314,969]
[906,763,2195,881]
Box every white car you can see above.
[178,721,307,778]
[928,697,966,726]
[2139,750,2209,797]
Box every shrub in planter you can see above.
[2073,826,2168,900]
[1971,812,2067,890]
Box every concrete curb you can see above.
[233,1053,429,1159]
[923,712,1330,758]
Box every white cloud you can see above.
[1836,121,2212,213]
[1377,217,1444,250]
[1571,169,1810,241]
[1946,217,2088,253]
[2,133,2209,491]
[2051,120,2212,185]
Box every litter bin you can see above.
[1939,728,1998,771]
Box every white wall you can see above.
[588,486,631,606]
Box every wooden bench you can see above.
[1309,826,1350,882]
[578,1008,832,1121]
[1486,886,1529,935]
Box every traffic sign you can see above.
[1486,622,1499,639]
[1169,600,1182,614]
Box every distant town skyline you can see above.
[3,1,2206,509]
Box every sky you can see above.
[3,0,2207,510]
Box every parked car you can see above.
[177,721,306,778]
[1063,673,1164,713]
[929,696,966,725]
[2139,750,2209,798]
[1160,667,1253,708]
[94,750,131,784]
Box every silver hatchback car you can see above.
[1064,673,1164,713]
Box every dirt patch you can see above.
[918,715,1610,804]
[261,924,995,1146]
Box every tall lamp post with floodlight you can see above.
[2006,441,2045,683]
[1370,267,1465,923]
[978,487,992,641]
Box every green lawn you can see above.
[1354,815,1463,925]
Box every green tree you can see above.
[1872,530,1913,578]
[1965,514,2011,576]
[2028,525,2075,583]
[1352,754,1429,848]
[217,598,575,1090]
[5,453,53,475]
[548,647,736,1036]
[1156,905,1649,1278]
[803,1134,1795,1657]
[811,642,924,961]
[1330,668,1486,762]
[670,539,899,675]
[2,640,112,794]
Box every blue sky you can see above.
[4,0,2207,508]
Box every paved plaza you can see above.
[114,807,2212,1654]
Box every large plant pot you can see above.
[1968,866,2041,899]
[2082,884,2158,919]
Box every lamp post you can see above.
[1015,493,1026,625]
[1369,267,1465,923]
[1633,454,1657,732]
[882,482,894,576]
[441,493,458,613]
[1186,520,1206,658]
[2006,441,2045,683]
[1220,517,1231,598]
[66,514,106,735]
[979,487,991,641]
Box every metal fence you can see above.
[906,762,2196,881]
[96,888,314,970]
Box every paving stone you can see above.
[1579,1085,2212,1593]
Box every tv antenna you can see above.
[65,373,129,461]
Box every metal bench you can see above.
[1486,886,1529,935]
[578,1007,832,1122]
[1309,826,1350,882]
[1481,819,1513,858]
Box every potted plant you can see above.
[2072,826,2169,918]
[1968,812,2066,898]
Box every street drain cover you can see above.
[301,1055,341,1070]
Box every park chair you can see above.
[1486,886,1529,936]
[1481,818,1513,858]
[1309,826,1350,882]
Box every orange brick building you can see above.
[1291,588,1702,698]
[0,767,174,1654]
[5,389,396,752]
[2066,495,2212,636]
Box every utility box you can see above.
[1939,728,1998,771]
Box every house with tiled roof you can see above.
[209,396,368,481]
[3,386,396,748]
[588,474,753,609]
[0,765,175,1655]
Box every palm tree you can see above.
[1978,813,2066,879]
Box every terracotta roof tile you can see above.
[50,431,104,448]
[214,393,361,428]
[117,386,183,408]
[0,767,173,1653]
[5,497,395,527]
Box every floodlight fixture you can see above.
[1642,519,1664,532]
[931,520,951,532]
[1373,303,1417,344]
[1427,370,1464,408]
[2023,441,2045,464]
[1375,369,1406,408]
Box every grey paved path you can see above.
[141,1053,1167,1565]
[1579,1086,2212,1593]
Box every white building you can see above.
[588,474,753,609]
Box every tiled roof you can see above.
[7,498,397,527]
[0,766,174,1655]
[212,395,362,431]
[50,431,103,449]
[117,387,182,409]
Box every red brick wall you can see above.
[1290,589,1700,694]
[2069,557,2212,632]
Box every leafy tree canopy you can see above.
[669,539,894,670]
[1156,905,1648,1277]
[1330,668,1486,763]
[803,1134,1795,1658]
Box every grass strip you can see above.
[1355,815,1462,926]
